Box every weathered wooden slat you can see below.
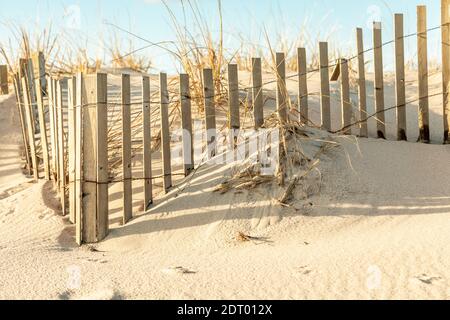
[68,77,77,224]
[0,65,8,95]
[203,68,216,159]
[96,73,109,242]
[442,0,450,144]
[81,73,109,243]
[31,55,50,180]
[276,52,288,123]
[57,80,67,215]
[394,14,407,141]
[122,74,133,224]
[75,73,83,245]
[142,76,153,209]
[298,48,308,124]
[356,29,368,138]
[418,5,430,143]
[340,59,352,135]
[50,78,60,184]
[319,42,331,131]
[227,64,240,150]
[160,73,172,193]
[252,58,264,129]
[12,73,31,175]
[228,64,240,129]
[373,21,386,139]
[21,76,38,181]
[180,74,194,176]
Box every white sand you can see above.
[1,70,450,300]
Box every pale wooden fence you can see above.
[7,3,450,245]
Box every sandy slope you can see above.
[1,70,450,300]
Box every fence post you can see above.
[20,75,38,181]
[180,74,194,176]
[394,14,407,141]
[47,77,58,183]
[68,76,76,224]
[417,5,430,143]
[297,48,308,124]
[81,73,109,243]
[31,55,50,180]
[319,42,331,131]
[340,59,352,135]
[20,59,39,179]
[75,73,83,245]
[12,73,32,175]
[442,0,450,143]
[373,22,386,139]
[0,65,8,95]
[142,76,153,209]
[252,58,264,129]
[203,68,216,159]
[276,52,288,123]
[228,64,240,150]
[160,73,172,193]
[51,78,60,184]
[356,29,368,138]
[122,74,133,224]
[57,79,67,215]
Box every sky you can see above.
[0,0,444,72]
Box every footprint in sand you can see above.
[413,274,442,285]
[295,265,313,276]
[0,182,33,200]
[162,266,196,275]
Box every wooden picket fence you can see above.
[7,2,450,245]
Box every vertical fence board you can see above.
[319,42,331,131]
[75,73,83,245]
[228,64,240,150]
[47,77,57,182]
[442,0,450,143]
[228,64,240,129]
[373,22,386,139]
[356,28,368,138]
[21,59,39,180]
[122,74,133,224]
[160,73,172,193]
[203,68,216,159]
[96,73,109,241]
[298,48,308,124]
[180,74,194,176]
[25,60,38,132]
[13,73,32,175]
[340,59,352,134]
[52,78,60,184]
[142,76,153,209]
[57,80,67,216]
[418,5,430,143]
[21,76,38,181]
[252,58,264,129]
[32,55,50,180]
[68,77,77,224]
[82,73,108,243]
[276,52,288,123]
[0,65,8,95]
[394,14,407,141]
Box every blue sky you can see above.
[0,0,443,72]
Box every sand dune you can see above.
[1,70,450,300]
